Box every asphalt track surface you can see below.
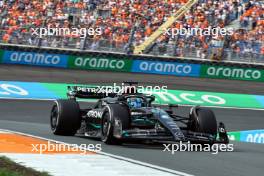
[0,65,264,176]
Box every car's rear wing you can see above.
[67,86,117,99]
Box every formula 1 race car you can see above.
[50,83,229,145]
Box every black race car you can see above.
[50,84,229,145]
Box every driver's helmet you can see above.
[127,97,143,108]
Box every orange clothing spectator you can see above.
[2,34,10,43]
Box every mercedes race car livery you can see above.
[50,83,229,145]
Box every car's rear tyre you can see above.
[101,104,130,144]
[188,107,217,136]
[50,99,81,136]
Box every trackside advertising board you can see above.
[1,49,264,82]
[0,50,3,63]
[200,65,264,81]
[2,50,68,68]
[68,55,132,72]
[228,130,264,144]
[132,60,200,77]
[240,130,264,144]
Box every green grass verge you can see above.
[0,156,51,176]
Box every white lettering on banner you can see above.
[246,134,253,142]
[75,57,125,69]
[252,71,261,79]
[116,60,125,69]
[144,91,226,105]
[244,70,251,79]
[246,133,264,143]
[139,62,148,70]
[97,58,109,68]
[10,52,60,65]
[207,67,261,79]
[183,66,191,73]
[139,62,192,74]
[0,84,28,96]
[109,60,116,68]
[10,52,19,61]
[144,91,182,103]
[180,93,203,104]
[222,68,230,77]
[201,95,226,104]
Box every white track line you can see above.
[0,129,193,176]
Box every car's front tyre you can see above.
[50,99,81,136]
[188,107,217,136]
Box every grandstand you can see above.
[0,0,263,63]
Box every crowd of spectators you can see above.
[0,0,102,46]
[0,0,263,61]
[229,1,264,58]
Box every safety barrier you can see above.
[1,45,264,82]
[228,130,264,144]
